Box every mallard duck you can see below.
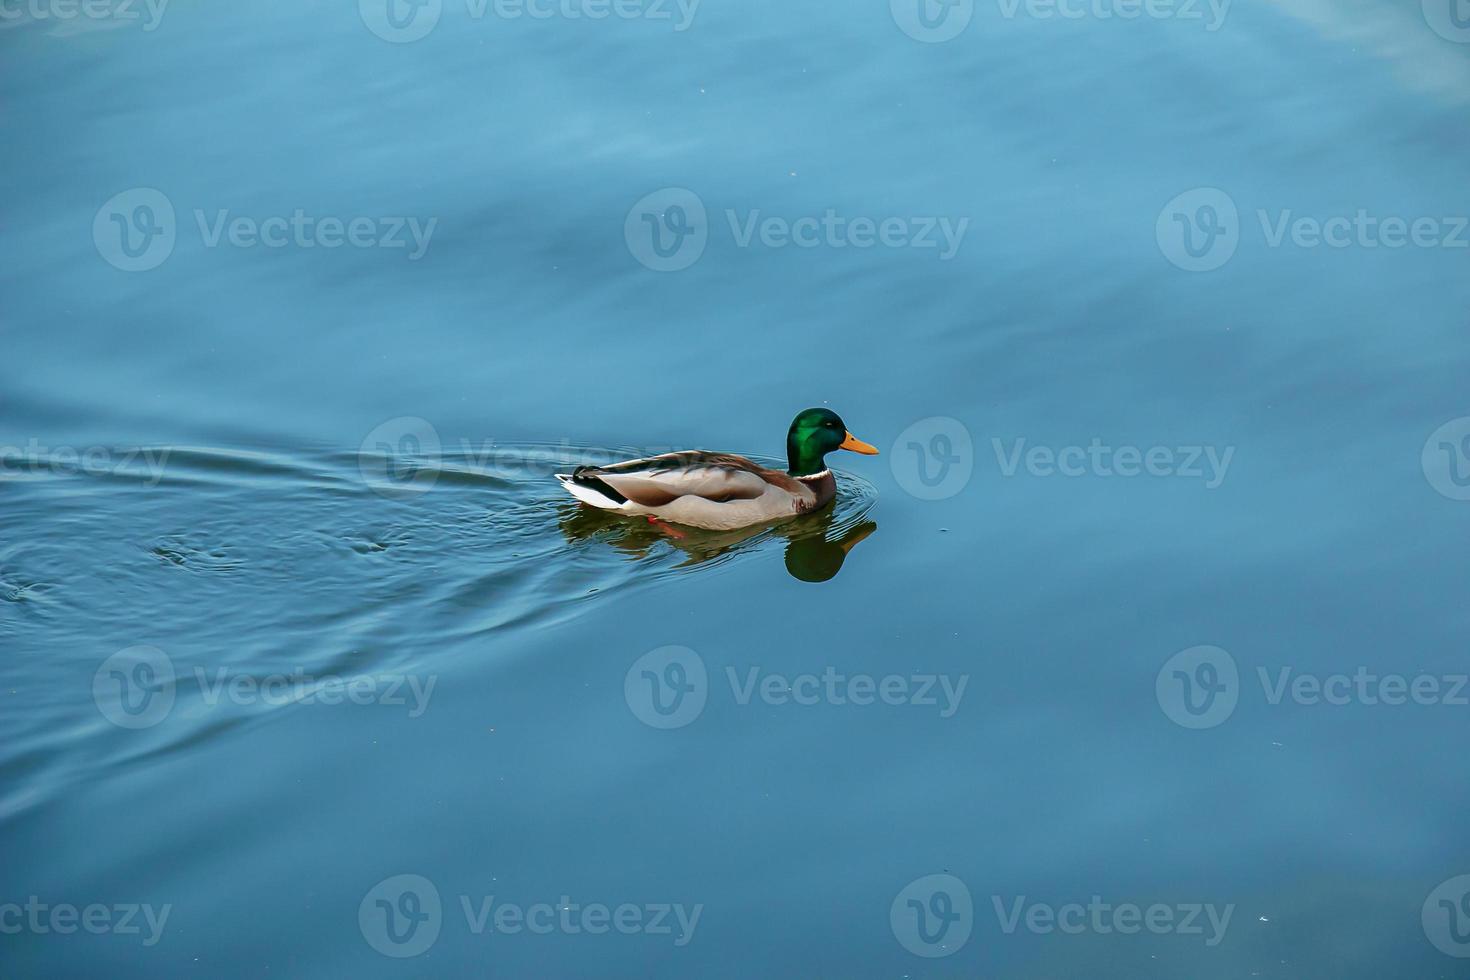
[555,408,878,531]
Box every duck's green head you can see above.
[786,408,878,477]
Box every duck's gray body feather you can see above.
[556,451,835,530]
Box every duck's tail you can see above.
[555,466,628,508]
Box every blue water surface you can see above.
[3,0,1470,976]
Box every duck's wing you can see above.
[566,451,800,507]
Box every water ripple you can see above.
[0,441,880,823]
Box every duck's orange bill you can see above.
[840,431,880,455]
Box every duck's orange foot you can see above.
[645,515,687,539]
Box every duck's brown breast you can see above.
[795,472,836,512]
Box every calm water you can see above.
[4,1,1470,976]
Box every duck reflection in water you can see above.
[557,503,877,583]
